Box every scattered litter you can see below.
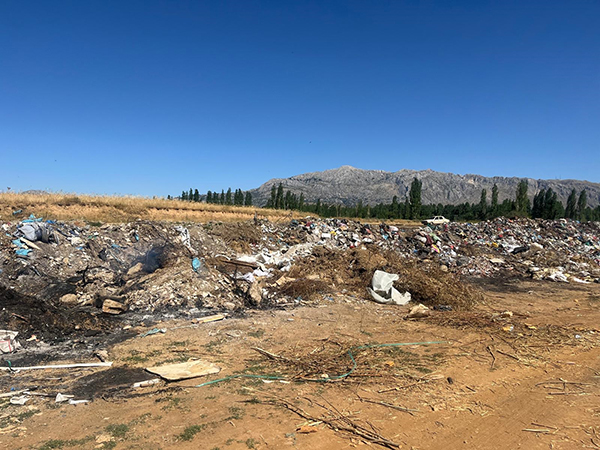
[192,257,202,272]
[406,303,430,319]
[137,328,167,338]
[0,330,21,354]
[132,378,161,388]
[146,360,221,381]
[192,314,225,324]
[9,395,30,405]
[55,393,74,403]
[0,362,113,371]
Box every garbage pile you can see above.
[426,218,600,282]
[1,214,599,342]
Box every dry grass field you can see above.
[0,192,424,226]
[0,192,304,223]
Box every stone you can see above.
[60,293,79,305]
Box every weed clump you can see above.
[177,424,205,441]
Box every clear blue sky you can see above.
[1,0,599,196]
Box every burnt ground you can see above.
[1,279,599,450]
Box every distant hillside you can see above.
[249,166,600,208]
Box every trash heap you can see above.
[1,214,599,340]
[431,218,600,282]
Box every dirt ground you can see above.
[1,279,599,450]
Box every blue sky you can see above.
[1,0,599,196]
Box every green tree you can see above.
[409,178,422,219]
[225,188,232,205]
[298,193,304,210]
[577,190,587,220]
[515,180,529,215]
[188,188,193,202]
[491,184,499,214]
[220,190,225,205]
[391,195,399,218]
[275,183,284,209]
[532,189,544,218]
[244,191,252,206]
[206,191,212,203]
[268,185,277,208]
[193,189,200,202]
[565,189,577,219]
[479,189,487,219]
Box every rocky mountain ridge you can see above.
[249,166,600,208]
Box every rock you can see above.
[127,262,144,276]
[223,301,237,311]
[102,299,127,315]
[60,293,79,305]
[406,303,430,319]
[95,434,113,444]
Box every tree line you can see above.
[265,179,600,222]
[170,179,599,222]
[174,188,252,206]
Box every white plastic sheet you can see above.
[367,270,411,306]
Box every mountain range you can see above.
[249,166,600,208]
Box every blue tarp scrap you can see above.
[192,257,201,272]
[22,216,43,223]
[12,239,24,248]
[12,210,22,215]
[15,248,31,256]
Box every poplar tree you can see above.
[515,180,529,215]
[491,184,499,214]
[276,183,284,209]
[268,185,276,208]
[479,189,487,219]
[577,190,587,220]
[565,189,577,219]
[409,178,422,219]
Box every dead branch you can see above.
[358,396,419,415]
[253,391,399,449]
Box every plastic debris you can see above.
[146,360,221,381]
[0,330,21,354]
[367,270,411,306]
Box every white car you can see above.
[422,216,450,226]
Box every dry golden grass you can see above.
[0,192,305,223]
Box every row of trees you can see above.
[265,183,305,210]
[264,179,599,222]
[172,179,598,222]
[177,188,252,206]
